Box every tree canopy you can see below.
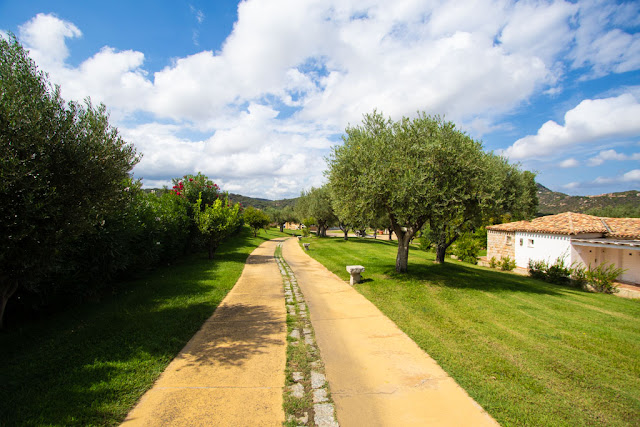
[295,186,336,237]
[0,35,139,327]
[327,110,537,272]
[243,206,271,237]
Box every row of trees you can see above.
[0,36,250,328]
[326,111,537,271]
[282,112,537,273]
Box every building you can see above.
[486,212,640,284]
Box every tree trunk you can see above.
[373,229,377,239]
[433,230,458,264]
[208,239,217,260]
[359,228,366,238]
[343,229,348,240]
[0,282,19,329]
[279,223,285,233]
[395,232,411,273]
[435,245,447,263]
[388,229,393,240]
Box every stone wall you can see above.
[487,230,515,261]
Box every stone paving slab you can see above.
[122,238,287,426]
[281,237,498,427]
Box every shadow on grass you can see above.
[318,237,571,297]
[0,228,282,426]
[399,262,566,296]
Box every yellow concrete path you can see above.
[122,238,287,426]
[281,238,498,427]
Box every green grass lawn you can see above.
[0,226,287,426]
[300,236,640,426]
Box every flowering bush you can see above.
[171,172,221,208]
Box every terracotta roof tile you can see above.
[486,212,607,235]
[603,217,640,239]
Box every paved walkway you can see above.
[122,238,288,426]
[123,236,497,426]
[281,238,498,426]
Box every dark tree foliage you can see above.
[0,35,138,327]
[327,110,537,272]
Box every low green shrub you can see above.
[586,263,624,294]
[528,259,548,280]
[546,257,572,286]
[489,256,498,269]
[527,257,623,293]
[500,256,516,271]
[418,233,433,252]
[453,233,482,264]
[570,264,588,289]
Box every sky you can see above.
[1,0,639,199]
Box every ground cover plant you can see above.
[0,226,287,426]
[300,236,640,426]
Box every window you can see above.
[506,236,513,245]
[527,239,534,248]
[519,238,523,246]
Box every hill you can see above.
[537,184,640,216]
[227,193,298,210]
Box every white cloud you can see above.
[499,0,577,63]
[587,149,640,166]
[190,6,205,24]
[559,158,579,168]
[571,0,640,77]
[18,13,81,69]
[11,2,640,197]
[594,169,640,184]
[504,93,640,159]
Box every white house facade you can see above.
[487,212,640,285]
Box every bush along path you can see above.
[275,242,339,427]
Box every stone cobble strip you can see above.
[276,241,339,427]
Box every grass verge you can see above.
[0,226,287,426]
[301,236,640,426]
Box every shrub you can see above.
[586,263,624,294]
[489,257,498,269]
[453,233,482,264]
[193,194,242,260]
[545,256,572,286]
[570,264,588,289]
[528,259,548,280]
[302,228,311,237]
[500,256,516,271]
[419,233,433,252]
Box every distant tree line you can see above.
[586,204,640,218]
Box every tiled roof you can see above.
[603,217,640,239]
[487,212,612,237]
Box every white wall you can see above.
[514,232,571,268]
[572,244,640,284]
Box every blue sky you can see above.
[1,0,639,199]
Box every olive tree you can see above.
[269,205,297,233]
[327,110,537,272]
[296,186,336,237]
[0,35,138,327]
